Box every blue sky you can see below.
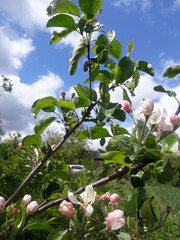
[0,0,180,147]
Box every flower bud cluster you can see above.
[22,194,39,214]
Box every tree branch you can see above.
[5,102,96,207]
[30,156,154,217]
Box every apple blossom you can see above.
[18,142,23,150]
[26,201,39,214]
[141,98,154,115]
[122,100,131,113]
[68,185,96,217]
[0,196,5,210]
[170,114,180,127]
[107,210,125,230]
[149,108,167,126]
[59,200,74,218]
[110,193,120,205]
[51,144,56,151]
[22,194,32,205]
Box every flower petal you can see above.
[84,204,93,217]
[68,191,80,205]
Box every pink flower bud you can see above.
[170,114,180,127]
[59,91,66,100]
[101,192,111,201]
[26,201,39,214]
[22,194,32,205]
[13,208,19,216]
[0,196,5,210]
[117,103,122,109]
[110,193,120,205]
[122,100,131,113]
[71,92,75,100]
[141,98,154,115]
[51,144,56,151]
[18,143,23,150]
[159,122,172,132]
[59,200,74,218]
[95,195,101,202]
[107,210,125,230]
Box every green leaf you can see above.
[157,161,174,183]
[73,97,91,108]
[139,197,157,225]
[90,126,110,139]
[78,129,89,140]
[98,102,118,122]
[47,13,76,29]
[154,85,176,97]
[99,83,110,103]
[74,83,97,101]
[136,61,154,76]
[49,170,71,182]
[69,38,87,75]
[22,134,41,148]
[50,29,73,45]
[23,221,53,233]
[79,0,102,16]
[47,0,80,17]
[118,232,131,240]
[160,135,178,153]
[123,88,131,104]
[131,176,145,188]
[104,59,118,74]
[127,39,134,58]
[116,56,134,84]
[95,34,109,48]
[112,108,126,122]
[31,96,57,118]
[56,100,75,110]
[34,116,57,134]
[101,151,129,166]
[48,229,69,240]
[163,65,180,78]
[109,39,122,60]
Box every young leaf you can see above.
[47,0,80,17]
[136,61,154,76]
[31,96,57,118]
[74,84,97,101]
[56,100,75,110]
[123,88,131,104]
[79,0,102,16]
[34,116,57,134]
[163,65,180,78]
[69,38,87,75]
[99,83,110,103]
[127,39,134,57]
[73,97,91,108]
[22,134,41,148]
[154,85,176,97]
[108,39,122,60]
[116,56,134,84]
[139,197,157,225]
[47,13,76,29]
[101,151,131,167]
[50,29,74,45]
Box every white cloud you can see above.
[0,0,49,31]
[113,0,152,12]
[0,72,64,136]
[173,0,180,9]
[0,25,35,75]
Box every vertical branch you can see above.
[87,41,92,102]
